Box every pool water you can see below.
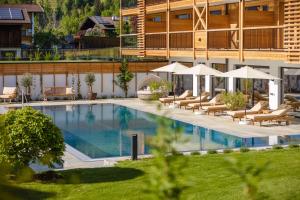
[35,104,300,159]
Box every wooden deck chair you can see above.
[246,107,292,126]
[226,101,269,121]
[186,94,223,112]
[159,90,192,105]
[0,87,17,103]
[174,92,209,109]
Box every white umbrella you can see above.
[175,64,224,107]
[152,62,189,105]
[222,66,280,123]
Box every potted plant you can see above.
[21,73,33,101]
[84,73,97,100]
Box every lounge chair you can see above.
[0,87,17,103]
[202,104,228,115]
[159,90,192,105]
[186,94,223,112]
[284,95,300,111]
[253,91,268,102]
[174,92,209,109]
[226,101,269,121]
[246,107,292,126]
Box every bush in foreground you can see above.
[0,107,65,172]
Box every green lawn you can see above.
[8,149,300,200]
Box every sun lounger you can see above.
[202,104,228,115]
[174,92,209,109]
[186,94,223,112]
[253,91,268,101]
[159,90,192,105]
[284,95,300,111]
[0,87,17,103]
[226,101,268,121]
[246,107,292,126]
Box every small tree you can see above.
[145,109,189,200]
[21,73,33,96]
[0,107,65,171]
[114,59,134,98]
[84,73,96,94]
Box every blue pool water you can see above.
[35,104,300,159]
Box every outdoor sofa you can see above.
[43,87,75,101]
[0,87,17,103]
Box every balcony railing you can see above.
[170,32,193,49]
[121,0,137,9]
[122,35,138,48]
[146,33,166,49]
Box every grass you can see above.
[7,149,300,200]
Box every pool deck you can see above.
[1,99,300,170]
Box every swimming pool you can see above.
[35,104,300,159]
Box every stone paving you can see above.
[1,98,300,170]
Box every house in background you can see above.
[0,4,43,59]
[75,16,119,49]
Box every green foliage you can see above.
[272,145,283,150]
[145,111,189,200]
[223,149,233,154]
[207,150,218,154]
[34,51,41,61]
[84,73,96,93]
[149,80,172,100]
[77,75,82,99]
[226,158,270,200]
[0,107,65,171]
[114,59,134,98]
[21,73,33,95]
[4,52,14,60]
[240,147,250,153]
[288,144,300,149]
[53,48,61,60]
[190,151,201,156]
[44,51,52,60]
[221,92,246,111]
[34,31,60,49]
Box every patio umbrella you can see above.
[152,62,189,106]
[222,66,280,122]
[175,64,224,108]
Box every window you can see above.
[152,16,161,22]
[210,10,222,15]
[245,6,260,11]
[176,14,191,20]
[262,5,269,11]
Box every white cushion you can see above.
[66,87,74,95]
[3,87,16,95]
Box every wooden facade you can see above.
[0,61,168,75]
[120,0,300,63]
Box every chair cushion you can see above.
[3,87,17,95]
[66,87,74,95]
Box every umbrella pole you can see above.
[244,79,248,119]
[173,73,176,104]
[199,76,202,109]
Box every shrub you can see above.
[0,107,65,171]
[149,80,171,100]
[288,144,300,149]
[34,51,41,61]
[272,145,283,150]
[44,52,52,60]
[207,150,218,154]
[240,147,250,153]
[223,149,233,154]
[190,151,201,155]
[221,92,246,111]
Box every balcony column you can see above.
[205,75,212,97]
[193,74,199,96]
[228,77,236,92]
[269,66,281,110]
